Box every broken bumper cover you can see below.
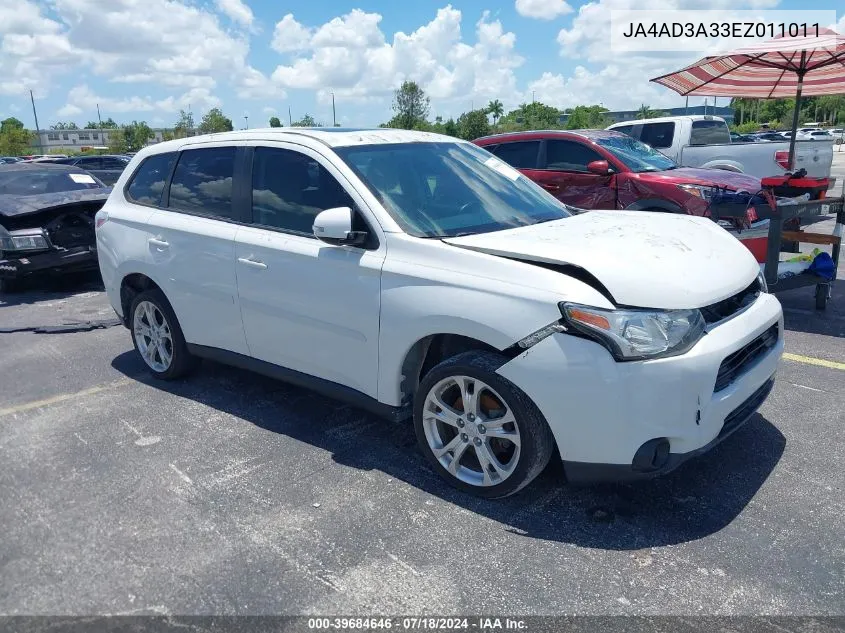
[0,246,98,279]
[496,292,784,484]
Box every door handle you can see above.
[148,237,169,249]
[237,257,268,270]
[541,183,560,191]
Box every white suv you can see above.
[96,128,783,498]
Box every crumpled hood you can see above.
[443,210,760,309]
[641,167,761,192]
[0,189,111,218]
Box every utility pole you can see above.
[685,96,689,115]
[288,106,292,126]
[244,114,249,130]
[30,89,43,154]
[331,92,336,127]
[532,91,535,103]
[97,103,103,129]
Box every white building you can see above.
[35,128,171,151]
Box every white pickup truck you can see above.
[607,115,834,181]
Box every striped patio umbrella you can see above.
[651,28,845,170]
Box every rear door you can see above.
[145,144,249,354]
[536,139,616,209]
[488,140,544,182]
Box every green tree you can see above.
[499,101,561,131]
[291,114,317,127]
[456,109,491,140]
[50,121,79,130]
[0,118,33,156]
[174,109,194,138]
[269,116,282,128]
[107,128,127,154]
[198,108,234,134]
[565,105,611,129]
[85,117,119,129]
[390,80,430,130]
[487,99,504,127]
[121,121,153,152]
[443,118,459,137]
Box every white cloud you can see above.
[215,0,254,27]
[58,84,222,120]
[270,7,524,108]
[56,104,83,117]
[272,14,313,52]
[262,107,277,114]
[514,0,572,21]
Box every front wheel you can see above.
[414,350,555,498]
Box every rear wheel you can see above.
[129,288,196,379]
[414,350,555,498]
[815,284,829,311]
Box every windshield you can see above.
[594,135,677,173]
[335,142,570,238]
[0,169,104,195]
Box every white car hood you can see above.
[443,211,760,309]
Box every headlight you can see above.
[560,302,706,361]
[677,184,719,201]
[0,228,50,252]
[757,269,768,293]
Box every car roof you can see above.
[0,162,89,173]
[139,128,465,155]
[609,115,726,126]
[474,129,625,144]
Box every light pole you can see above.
[532,90,535,103]
[331,92,336,127]
[244,114,249,130]
[30,89,43,154]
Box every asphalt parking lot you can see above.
[2,204,844,615]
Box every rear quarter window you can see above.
[690,120,731,145]
[489,141,541,169]
[125,152,177,207]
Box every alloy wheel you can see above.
[133,300,174,372]
[422,375,521,487]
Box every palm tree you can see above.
[636,104,663,119]
[487,99,504,127]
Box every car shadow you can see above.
[111,350,785,551]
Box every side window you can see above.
[490,141,540,169]
[544,140,603,172]
[639,122,675,149]
[101,157,128,170]
[126,152,177,207]
[251,147,353,235]
[168,147,236,220]
[76,157,103,169]
[612,125,635,138]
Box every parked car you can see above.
[797,130,833,141]
[730,131,756,143]
[752,132,788,142]
[49,154,130,186]
[830,128,844,144]
[473,129,770,261]
[97,129,783,497]
[607,115,833,179]
[0,157,23,164]
[0,163,110,292]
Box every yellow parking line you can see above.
[0,378,133,417]
[783,353,845,371]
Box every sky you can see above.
[1,0,844,130]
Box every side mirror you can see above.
[313,207,368,247]
[587,160,612,176]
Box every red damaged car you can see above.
[474,130,768,261]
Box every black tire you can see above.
[413,350,555,498]
[0,278,22,294]
[815,284,828,311]
[129,288,197,380]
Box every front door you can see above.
[234,144,385,398]
[536,139,617,209]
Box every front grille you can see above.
[720,377,775,438]
[714,325,778,392]
[700,279,761,325]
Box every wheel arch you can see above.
[624,198,685,213]
[119,272,165,327]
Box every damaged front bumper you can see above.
[0,245,98,279]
